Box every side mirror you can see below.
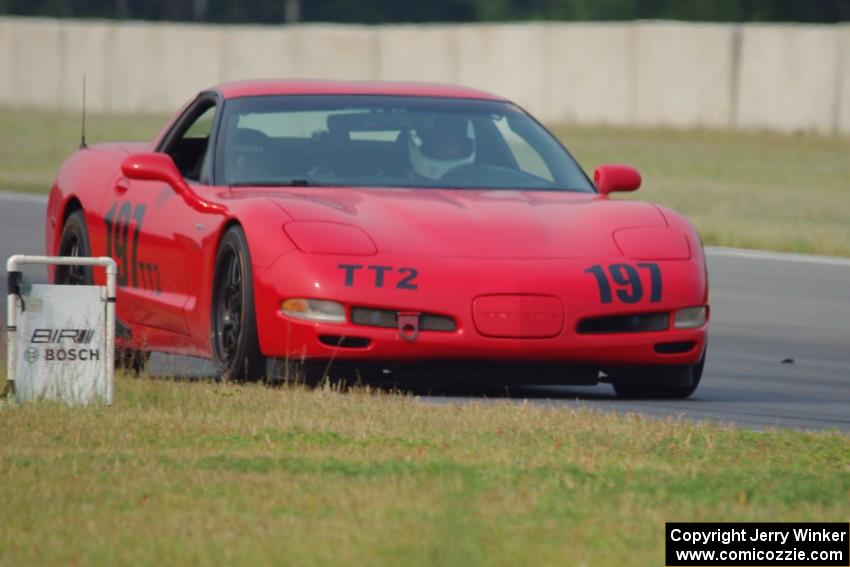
[120,152,228,215]
[593,164,641,195]
[121,152,189,194]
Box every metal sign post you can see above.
[5,255,117,405]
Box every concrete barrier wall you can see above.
[544,23,635,125]
[377,25,459,83]
[835,24,850,134]
[1,16,848,135]
[736,24,842,134]
[2,18,65,109]
[633,22,736,128]
[0,19,17,106]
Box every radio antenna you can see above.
[79,75,87,149]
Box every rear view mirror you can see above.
[594,164,641,195]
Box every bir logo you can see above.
[30,329,96,344]
[29,329,101,363]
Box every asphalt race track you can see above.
[2,191,848,431]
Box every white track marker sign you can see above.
[6,256,116,405]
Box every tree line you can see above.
[1,0,848,24]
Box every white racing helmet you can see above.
[408,118,476,180]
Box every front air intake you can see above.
[577,313,669,334]
[351,308,456,332]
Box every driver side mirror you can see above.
[120,152,227,215]
[121,152,190,194]
[594,164,641,195]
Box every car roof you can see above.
[215,79,506,101]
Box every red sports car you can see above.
[46,80,708,398]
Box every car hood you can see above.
[236,187,667,259]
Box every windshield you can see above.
[216,95,594,192]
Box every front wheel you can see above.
[211,226,265,381]
[611,349,706,399]
[56,210,93,285]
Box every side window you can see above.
[493,116,554,182]
[185,106,215,139]
[166,103,217,182]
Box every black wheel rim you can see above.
[58,231,88,285]
[213,245,243,367]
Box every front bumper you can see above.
[252,252,709,367]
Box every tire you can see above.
[56,210,94,286]
[611,349,706,399]
[211,225,265,382]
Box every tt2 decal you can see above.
[338,264,419,290]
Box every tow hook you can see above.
[397,312,420,341]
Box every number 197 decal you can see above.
[105,201,161,294]
[585,263,662,304]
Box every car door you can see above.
[99,96,219,337]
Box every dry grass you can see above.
[2,108,850,255]
[0,370,848,566]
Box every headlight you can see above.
[613,227,690,260]
[674,306,706,329]
[281,299,346,323]
[284,222,377,255]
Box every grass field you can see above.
[555,125,850,258]
[1,108,849,256]
[0,371,848,566]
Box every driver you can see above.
[407,117,476,180]
[226,127,273,184]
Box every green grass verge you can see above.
[0,372,848,566]
[2,108,850,256]
[555,125,850,257]
[0,108,167,194]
